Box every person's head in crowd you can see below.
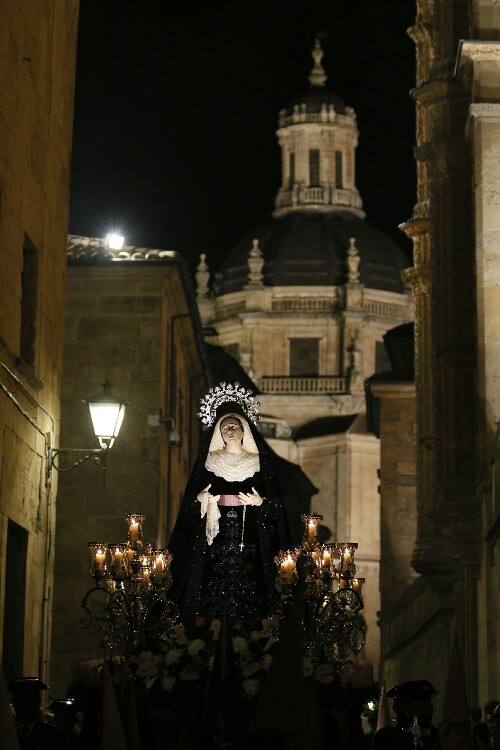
[49,698,80,734]
[8,677,47,724]
[485,701,500,720]
[386,680,437,729]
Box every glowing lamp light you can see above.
[84,381,128,449]
[105,232,125,250]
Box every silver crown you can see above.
[198,382,260,430]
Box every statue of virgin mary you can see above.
[168,383,290,629]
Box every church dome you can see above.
[218,211,409,294]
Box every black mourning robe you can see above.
[167,407,290,629]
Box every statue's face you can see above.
[220,417,244,445]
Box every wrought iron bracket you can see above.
[46,444,108,485]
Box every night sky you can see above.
[69,1,416,272]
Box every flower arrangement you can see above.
[130,615,373,703]
[132,619,213,693]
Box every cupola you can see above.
[274,39,364,219]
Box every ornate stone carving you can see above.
[403,265,431,297]
[347,237,361,282]
[246,239,264,288]
[195,253,210,298]
[348,333,364,395]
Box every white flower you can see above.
[242,678,260,697]
[172,626,188,646]
[232,636,249,654]
[187,638,205,657]
[161,675,176,692]
[165,648,183,665]
[135,652,160,678]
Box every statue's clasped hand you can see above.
[197,483,221,546]
[238,487,264,506]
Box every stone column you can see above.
[469,100,500,474]
[402,2,478,582]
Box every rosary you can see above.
[240,506,246,551]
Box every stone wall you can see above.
[0,0,79,684]
[371,382,417,618]
[51,258,206,693]
[378,0,500,711]
[457,11,500,704]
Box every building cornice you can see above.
[67,235,177,263]
[468,102,500,122]
[455,39,500,76]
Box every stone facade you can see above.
[50,238,207,693]
[0,1,79,684]
[376,0,500,712]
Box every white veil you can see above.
[207,413,259,455]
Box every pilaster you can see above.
[402,0,478,580]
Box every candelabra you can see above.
[81,514,178,656]
[275,514,366,664]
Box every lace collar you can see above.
[205,449,260,482]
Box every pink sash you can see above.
[217,494,242,507]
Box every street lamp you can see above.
[84,381,127,449]
[105,232,125,250]
[46,381,128,483]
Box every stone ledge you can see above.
[371,380,416,398]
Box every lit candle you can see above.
[114,547,123,562]
[129,518,139,539]
[95,549,106,572]
[322,550,332,568]
[339,577,348,589]
[155,556,165,574]
[352,578,362,593]
[142,568,150,585]
[281,554,295,579]
[308,522,316,543]
[125,547,135,561]
[342,547,352,571]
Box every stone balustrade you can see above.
[259,376,348,394]
[271,297,336,313]
[365,300,410,320]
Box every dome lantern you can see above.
[274,38,364,219]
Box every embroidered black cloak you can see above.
[167,404,290,629]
